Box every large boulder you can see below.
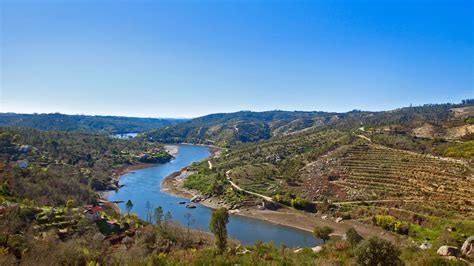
[190,195,202,203]
[312,246,323,253]
[437,246,459,257]
[461,236,474,256]
[293,248,303,253]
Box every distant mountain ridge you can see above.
[143,100,474,146]
[0,113,187,134]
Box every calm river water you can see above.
[108,144,320,247]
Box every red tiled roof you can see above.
[88,206,103,214]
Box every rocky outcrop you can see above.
[461,236,474,257]
[92,178,118,191]
[190,195,202,203]
[437,246,459,257]
[312,246,323,253]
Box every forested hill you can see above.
[0,126,173,206]
[144,110,339,146]
[143,100,474,146]
[0,113,187,134]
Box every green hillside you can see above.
[0,113,187,134]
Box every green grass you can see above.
[183,172,219,195]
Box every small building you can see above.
[106,219,119,229]
[84,205,103,221]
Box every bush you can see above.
[290,197,316,212]
[272,194,291,206]
[372,215,409,235]
[346,227,363,248]
[355,237,402,266]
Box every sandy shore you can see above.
[160,167,229,209]
[161,167,404,244]
[164,144,179,157]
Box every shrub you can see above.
[290,197,316,212]
[355,237,402,266]
[372,215,409,235]
[346,227,363,248]
[272,194,316,212]
[272,194,291,206]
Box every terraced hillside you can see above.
[293,141,474,218]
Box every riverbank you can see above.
[97,162,163,213]
[161,166,404,244]
[164,144,179,157]
[160,167,228,209]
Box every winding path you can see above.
[225,170,273,202]
[314,198,451,205]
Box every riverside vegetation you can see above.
[0,100,473,265]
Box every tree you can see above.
[0,132,13,143]
[154,206,163,226]
[355,236,402,266]
[66,199,75,209]
[346,227,363,248]
[313,225,334,244]
[164,211,172,224]
[184,212,195,242]
[211,180,224,195]
[209,208,229,254]
[321,198,331,213]
[145,201,153,223]
[125,200,133,215]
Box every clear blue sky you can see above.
[1,0,472,118]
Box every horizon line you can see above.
[0,99,471,120]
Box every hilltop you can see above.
[0,113,187,134]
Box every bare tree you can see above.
[184,212,195,242]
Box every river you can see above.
[108,144,320,247]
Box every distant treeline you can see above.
[0,113,187,134]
